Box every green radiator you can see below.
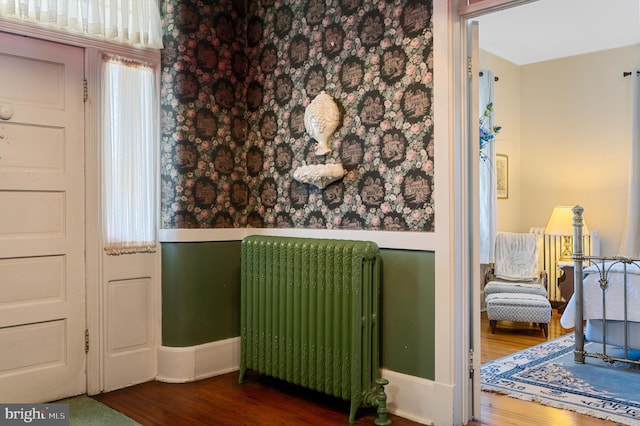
[238,235,391,425]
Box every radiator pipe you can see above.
[362,378,391,426]
[374,379,391,426]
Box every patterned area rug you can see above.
[481,333,640,425]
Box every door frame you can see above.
[457,0,541,421]
[84,46,161,394]
[0,18,161,395]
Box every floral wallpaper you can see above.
[161,0,434,232]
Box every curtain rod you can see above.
[478,71,499,81]
[623,71,640,77]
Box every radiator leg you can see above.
[238,366,247,384]
[349,400,359,424]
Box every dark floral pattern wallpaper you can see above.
[160,0,434,232]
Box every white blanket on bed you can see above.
[560,262,640,328]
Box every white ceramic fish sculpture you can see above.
[304,91,340,156]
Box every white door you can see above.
[97,56,160,393]
[0,32,86,402]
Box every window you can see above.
[102,56,157,255]
[0,0,162,48]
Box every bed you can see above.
[559,206,640,365]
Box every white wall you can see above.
[482,44,640,255]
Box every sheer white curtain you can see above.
[0,0,162,48]
[102,56,157,255]
[479,70,497,264]
[618,70,640,257]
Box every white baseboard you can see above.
[157,339,450,425]
[381,369,453,425]
[156,337,240,383]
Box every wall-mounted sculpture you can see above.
[293,163,345,189]
[294,91,345,189]
[304,91,340,156]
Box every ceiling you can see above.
[474,0,640,65]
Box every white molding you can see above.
[158,228,437,251]
[382,369,453,426]
[156,338,241,383]
[431,1,467,424]
[458,0,538,18]
[84,47,104,396]
[0,17,160,62]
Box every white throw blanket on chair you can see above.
[493,232,539,281]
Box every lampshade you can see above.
[544,206,590,236]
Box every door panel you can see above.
[0,32,85,403]
[103,252,158,392]
[0,52,66,109]
[0,122,65,172]
[107,278,151,351]
[0,256,64,304]
[0,321,66,372]
[0,191,64,235]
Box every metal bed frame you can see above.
[572,205,640,366]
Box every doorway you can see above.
[463,0,640,422]
[0,28,162,402]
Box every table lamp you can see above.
[544,206,589,260]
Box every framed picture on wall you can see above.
[496,154,508,199]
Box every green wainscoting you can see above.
[161,241,435,380]
[380,249,435,380]
[162,241,242,346]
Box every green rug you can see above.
[58,395,140,426]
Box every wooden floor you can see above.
[94,370,416,425]
[94,311,618,425]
